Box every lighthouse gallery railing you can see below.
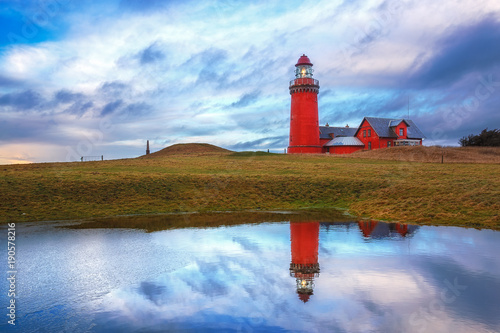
[290,78,319,87]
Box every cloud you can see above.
[0,89,44,110]
[99,81,128,94]
[65,101,94,116]
[230,90,261,108]
[412,92,500,146]
[0,116,59,142]
[122,102,152,117]
[118,0,176,12]
[0,75,20,87]
[184,48,229,86]
[54,89,85,104]
[228,135,288,150]
[410,16,500,88]
[138,42,166,65]
[101,100,123,116]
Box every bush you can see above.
[459,128,500,147]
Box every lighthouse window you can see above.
[399,128,404,136]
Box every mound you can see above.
[345,146,500,163]
[142,143,232,157]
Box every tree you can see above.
[459,128,500,147]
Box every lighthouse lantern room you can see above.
[288,54,322,154]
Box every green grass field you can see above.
[1,151,499,230]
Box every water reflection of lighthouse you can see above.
[289,222,320,303]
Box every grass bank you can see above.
[1,151,499,230]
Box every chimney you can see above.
[346,124,349,128]
[325,123,329,127]
[146,140,150,155]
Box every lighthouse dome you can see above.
[295,54,313,67]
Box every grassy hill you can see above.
[142,143,231,157]
[1,145,499,230]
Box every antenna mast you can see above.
[407,95,410,119]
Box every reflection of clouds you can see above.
[411,257,500,330]
[184,261,230,297]
[98,223,500,332]
[232,236,262,253]
[12,220,500,332]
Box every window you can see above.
[368,129,371,137]
[399,128,404,136]
[368,142,371,150]
[388,141,391,147]
[363,130,366,137]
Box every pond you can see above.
[1,212,499,332]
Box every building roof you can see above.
[389,119,408,127]
[319,126,357,139]
[405,119,426,139]
[295,54,313,67]
[357,117,426,139]
[324,136,365,147]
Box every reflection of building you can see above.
[357,221,419,239]
[289,222,320,303]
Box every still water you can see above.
[1,213,500,332]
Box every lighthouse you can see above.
[288,54,321,154]
[289,222,320,303]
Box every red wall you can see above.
[378,137,394,148]
[320,138,331,146]
[356,120,379,149]
[289,87,321,154]
[395,122,408,139]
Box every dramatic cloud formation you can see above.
[0,0,499,163]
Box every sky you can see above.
[0,0,499,164]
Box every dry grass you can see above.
[0,147,498,230]
[141,143,231,158]
[343,146,500,164]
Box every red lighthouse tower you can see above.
[288,54,321,154]
[289,222,320,303]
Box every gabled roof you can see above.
[389,119,410,127]
[355,117,426,139]
[405,119,426,139]
[324,136,365,147]
[319,126,357,139]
